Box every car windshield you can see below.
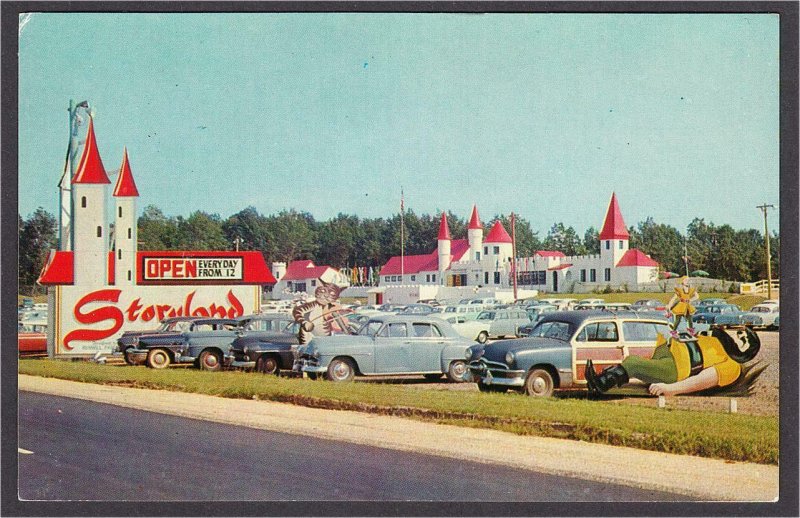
[358,321,384,337]
[477,312,495,320]
[530,321,573,341]
[752,306,772,313]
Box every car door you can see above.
[406,322,447,372]
[572,320,622,385]
[619,320,671,370]
[373,322,412,374]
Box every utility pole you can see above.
[511,213,518,301]
[756,203,776,299]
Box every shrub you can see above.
[603,284,614,294]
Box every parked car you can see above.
[116,316,200,364]
[128,318,240,370]
[538,298,577,310]
[519,305,560,335]
[18,319,47,356]
[692,304,742,325]
[464,297,502,310]
[226,314,301,374]
[467,310,671,397]
[293,315,475,382]
[772,315,780,330]
[398,303,436,315]
[696,298,727,308]
[439,304,483,321]
[737,304,780,330]
[451,308,531,344]
[629,299,666,312]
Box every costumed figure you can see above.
[292,280,352,345]
[665,276,700,336]
[585,326,762,397]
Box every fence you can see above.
[740,279,780,296]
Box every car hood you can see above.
[480,337,564,363]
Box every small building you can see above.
[271,260,349,299]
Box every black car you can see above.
[127,318,240,370]
[226,314,300,375]
[116,316,200,365]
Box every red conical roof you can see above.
[72,118,111,185]
[468,205,482,230]
[113,147,139,197]
[485,220,512,244]
[437,212,451,240]
[599,192,629,240]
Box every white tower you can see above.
[113,148,139,285]
[599,192,630,268]
[71,117,111,286]
[467,205,483,262]
[272,262,287,282]
[437,212,451,285]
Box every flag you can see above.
[400,188,404,213]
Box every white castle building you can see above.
[377,193,659,300]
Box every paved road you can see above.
[18,391,687,502]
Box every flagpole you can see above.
[400,188,405,280]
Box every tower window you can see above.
[128,271,132,281]
[619,240,624,249]
[96,226,102,237]
[81,196,87,208]
[118,207,123,217]
[605,240,610,250]
[118,249,122,260]
[128,228,132,239]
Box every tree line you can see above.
[18,205,780,294]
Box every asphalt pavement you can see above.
[18,391,686,502]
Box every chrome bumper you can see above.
[468,359,526,387]
[294,358,327,374]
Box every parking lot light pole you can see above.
[757,203,776,299]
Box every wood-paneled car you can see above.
[467,310,671,397]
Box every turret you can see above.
[599,192,629,268]
[112,148,139,285]
[437,212,451,283]
[272,262,287,282]
[467,205,483,262]
[71,117,111,286]
[484,220,513,263]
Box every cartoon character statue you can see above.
[291,280,352,345]
[585,326,761,397]
[666,275,700,337]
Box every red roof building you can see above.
[112,148,140,197]
[72,118,111,185]
[599,192,629,241]
[484,221,512,244]
[615,249,659,267]
[437,212,451,240]
[468,205,482,230]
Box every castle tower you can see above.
[71,117,111,286]
[599,192,630,267]
[437,212,451,284]
[484,220,513,264]
[272,262,287,282]
[467,205,483,262]
[112,148,139,285]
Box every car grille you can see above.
[469,358,519,379]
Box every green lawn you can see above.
[19,360,778,465]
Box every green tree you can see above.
[222,206,273,257]
[19,208,57,293]
[630,217,684,274]
[583,226,600,255]
[175,211,228,251]
[266,210,318,262]
[487,214,541,257]
[137,205,178,250]
[543,222,583,256]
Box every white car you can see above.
[740,304,780,329]
[451,308,531,343]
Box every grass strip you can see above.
[19,359,778,465]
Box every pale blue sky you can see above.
[18,13,779,236]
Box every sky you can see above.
[18,12,780,237]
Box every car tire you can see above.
[477,331,489,344]
[446,360,468,383]
[123,347,134,365]
[423,373,444,381]
[147,348,171,369]
[198,350,222,372]
[256,354,280,375]
[326,357,355,382]
[524,368,555,397]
